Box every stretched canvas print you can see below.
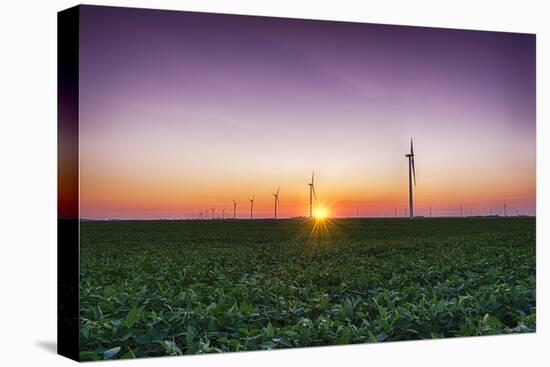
[58,4,536,362]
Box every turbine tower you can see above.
[222,208,225,220]
[273,187,280,219]
[308,171,316,218]
[232,200,239,219]
[405,138,416,219]
[249,194,255,219]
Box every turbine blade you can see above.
[410,138,414,155]
[276,186,280,195]
[412,157,416,186]
[311,170,315,184]
[312,184,316,199]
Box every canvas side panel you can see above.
[58,5,80,362]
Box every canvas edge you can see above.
[58,4,81,362]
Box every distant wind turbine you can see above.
[249,194,255,219]
[273,187,280,219]
[504,203,507,217]
[222,208,226,220]
[405,138,416,219]
[210,207,216,220]
[232,200,239,219]
[308,171,316,218]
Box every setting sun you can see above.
[313,207,329,220]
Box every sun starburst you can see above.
[313,207,329,220]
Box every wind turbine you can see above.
[249,194,255,219]
[232,200,239,219]
[405,138,416,219]
[273,187,280,219]
[210,207,216,220]
[308,171,316,218]
[222,208,226,220]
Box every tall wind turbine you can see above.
[232,200,239,219]
[308,171,316,218]
[273,187,280,219]
[249,194,255,219]
[210,207,216,220]
[222,208,226,220]
[405,138,416,219]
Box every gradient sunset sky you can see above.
[78,6,535,219]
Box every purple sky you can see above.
[78,5,536,219]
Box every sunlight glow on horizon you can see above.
[314,207,329,220]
